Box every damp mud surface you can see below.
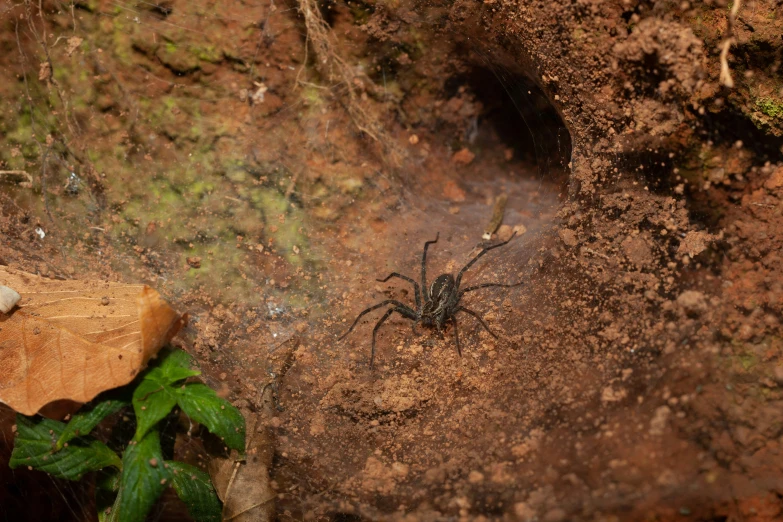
[2,0,783,521]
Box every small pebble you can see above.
[468,470,484,483]
[544,508,566,522]
[0,286,21,313]
[558,228,578,247]
[514,503,535,521]
[452,148,475,165]
[392,462,409,477]
[497,224,513,242]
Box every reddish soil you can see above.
[1,0,783,521]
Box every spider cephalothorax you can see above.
[339,232,522,368]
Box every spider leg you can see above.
[371,307,416,369]
[452,316,462,357]
[455,232,518,288]
[377,272,421,309]
[456,306,498,339]
[421,232,439,301]
[339,300,416,341]
[460,281,524,296]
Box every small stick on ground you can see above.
[483,194,508,240]
[0,171,33,186]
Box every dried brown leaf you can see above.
[0,266,183,415]
[209,410,275,522]
[207,340,296,521]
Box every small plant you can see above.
[9,349,245,522]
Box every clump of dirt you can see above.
[1,0,783,521]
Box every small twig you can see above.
[295,80,332,91]
[278,162,303,204]
[222,460,243,510]
[284,170,299,201]
[261,336,298,411]
[483,194,508,240]
[0,171,33,185]
[224,496,276,521]
[294,22,309,89]
[224,495,277,520]
[719,0,742,88]
[40,144,54,222]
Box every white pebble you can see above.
[0,286,21,313]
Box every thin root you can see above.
[718,0,742,88]
[296,0,403,164]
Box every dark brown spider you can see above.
[339,232,522,368]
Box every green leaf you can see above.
[152,349,201,384]
[132,349,202,441]
[117,430,171,522]
[57,399,127,450]
[175,383,246,453]
[9,415,121,480]
[132,378,177,442]
[168,461,222,522]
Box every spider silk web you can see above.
[0,0,571,519]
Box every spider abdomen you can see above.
[425,273,459,324]
[429,274,457,304]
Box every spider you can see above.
[339,232,522,368]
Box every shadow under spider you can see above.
[339,232,523,368]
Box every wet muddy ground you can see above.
[2,0,783,520]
